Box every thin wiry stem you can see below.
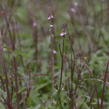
[100,61,109,109]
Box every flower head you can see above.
[53,50,57,54]
[48,15,54,20]
[32,22,37,27]
[50,24,54,28]
[70,8,76,13]
[60,32,67,37]
[74,2,78,6]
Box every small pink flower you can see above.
[70,8,76,13]
[50,24,54,28]
[48,15,54,20]
[53,50,57,54]
[60,32,67,37]
[74,2,78,6]
[33,22,37,27]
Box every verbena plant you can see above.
[0,0,109,109]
